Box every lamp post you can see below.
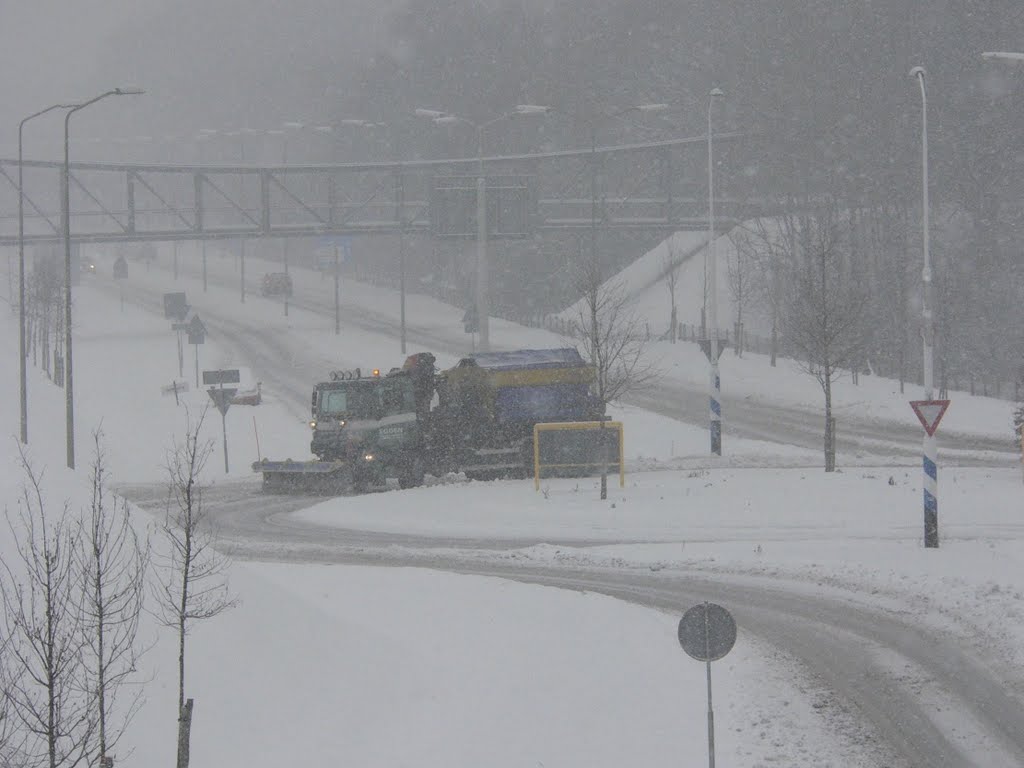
[341,119,408,351]
[269,126,294,281]
[707,87,725,456]
[64,87,143,470]
[196,128,218,292]
[418,105,550,352]
[909,66,938,548]
[18,102,72,445]
[335,118,409,351]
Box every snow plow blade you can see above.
[252,459,353,494]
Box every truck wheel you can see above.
[398,458,425,489]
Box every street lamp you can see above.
[236,128,266,303]
[909,65,938,547]
[63,87,143,470]
[417,104,551,351]
[18,102,73,445]
[707,87,725,456]
[195,130,219,292]
[330,118,409,350]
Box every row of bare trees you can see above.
[22,258,67,386]
[0,411,234,768]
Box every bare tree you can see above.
[569,260,658,499]
[152,409,236,768]
[0,445,96,768]
[726,229,756,357]
[730,218,788,366]
[775,207,870,471]
[75,430,150,768]
[0,631,31,768]
[661,234,680,343]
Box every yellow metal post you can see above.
[534,424,541,491]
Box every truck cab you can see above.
[309,369,424,488]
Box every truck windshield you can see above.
[319,384,379,418]
[318,378,415,419]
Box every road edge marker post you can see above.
[909,399,950,548]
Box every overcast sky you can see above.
[0,0,158,153]
[0,0,392,160]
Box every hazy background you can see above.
[4,0,1024,393]
[0,0,396,159]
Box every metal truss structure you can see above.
[0,132,762,247]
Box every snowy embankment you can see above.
[1,244,1022,768]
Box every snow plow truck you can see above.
[252,348,604,493]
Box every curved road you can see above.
[117,478,1024,768]
[107,254,1016,464]
[100,258,1024,766]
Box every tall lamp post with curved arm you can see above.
[329,119,409,351]
[63,87,144,469]
[417,105,550,352]
[907,66,939,547]
[18,102,72,445]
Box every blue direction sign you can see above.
[318,235,352,258]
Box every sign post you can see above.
[186,314,207,389]
[204,369,240,473]
[319,235,349,336]
[334,243,340,335]
[909,399,950,548]
[678,602,737,768]
[113,255,127,311]
[161,380,189,405]
[165,293,190,379]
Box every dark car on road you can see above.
[261,272,293,298]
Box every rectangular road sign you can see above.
[163,292,188,321]
[203,369,240,386]
[910,399,950,437]
[533,421,624,490]
[161,380,190,396]
[318,235,351,255]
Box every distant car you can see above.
[261,272,293,298]
[230,381,263,406]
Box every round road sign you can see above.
[677,602,737,662]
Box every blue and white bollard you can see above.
[710,361,722,456]
[923,433,938,548]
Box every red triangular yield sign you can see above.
[909,399,950,437]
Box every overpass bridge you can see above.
[0,132,763,246]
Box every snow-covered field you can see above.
[0,243,1022,767]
